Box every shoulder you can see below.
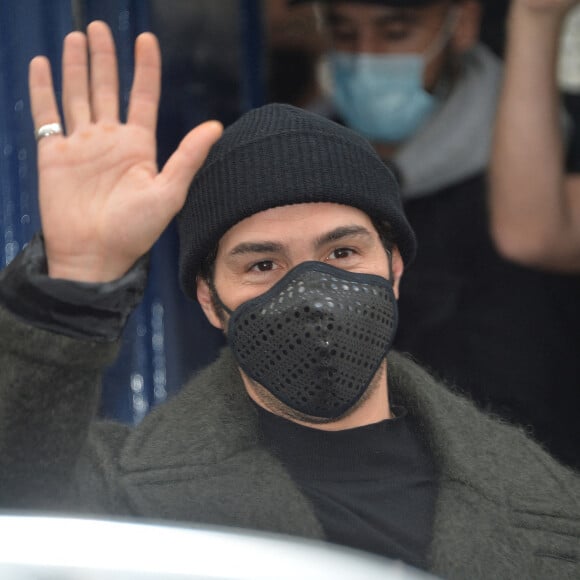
[117,348,259,471]
[388,351,580,503]
[389,353,580,575]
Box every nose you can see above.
[354,30,382,54]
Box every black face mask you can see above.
[217,260,398,419]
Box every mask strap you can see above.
[386,248,394,285]
[313,2,325,33]
[206,276,234,316]
[423,6,461,63]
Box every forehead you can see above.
[217,202,376,252]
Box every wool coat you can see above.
[0,306,579,579]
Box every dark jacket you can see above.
[396,173,580,469]
[0,306,579,579]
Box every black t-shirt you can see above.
[256,405,438,571]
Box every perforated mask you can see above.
[220,261,398,419]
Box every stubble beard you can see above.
[241,359,388,426]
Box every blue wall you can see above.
[0,0,265,423]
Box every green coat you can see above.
[0,306,578,579]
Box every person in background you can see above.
[290,0,580,470]
[266,0,326,107]
[1,21,579,579]
[489,0,580,271]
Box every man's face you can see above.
[196,202,403,428]
[322,1,476,91]
[198,202,402,319]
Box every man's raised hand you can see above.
[29,21,222,283]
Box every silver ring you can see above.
[35,122,63,141]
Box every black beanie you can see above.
[177,103,416,299]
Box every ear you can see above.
[391,247,404,300]
[450,0,482,54]
[196,276,225,330]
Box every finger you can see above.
[62,30,91,132]
[127,32,161,131]
[87,21,119,122]
[29,56,63,134]
[157,121,223,205]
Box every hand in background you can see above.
[29,21,223,283]
[513,0,579,16]
[489,0,580,271]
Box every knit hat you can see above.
[178,103,416,299]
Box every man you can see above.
[0,20,578,579]
[292,0,580,469]
[292,0,487,179]
[489,0,580,271]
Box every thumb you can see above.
[158,120,223,197]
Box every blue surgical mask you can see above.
[329,52,438,143]
[327,7,459,144]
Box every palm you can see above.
[29,22,222,282]
[38,122,160,277]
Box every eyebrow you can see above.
[227,225,373,259]
[315,225,374,249]
[374,13,416,27]
[326,10,416,27]
[229,241,284,257]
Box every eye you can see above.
[328,247,356,260]
[329,26,358,46]
[381,28,411,42]
[249,260,276,273]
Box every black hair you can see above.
[198,244,218,285]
